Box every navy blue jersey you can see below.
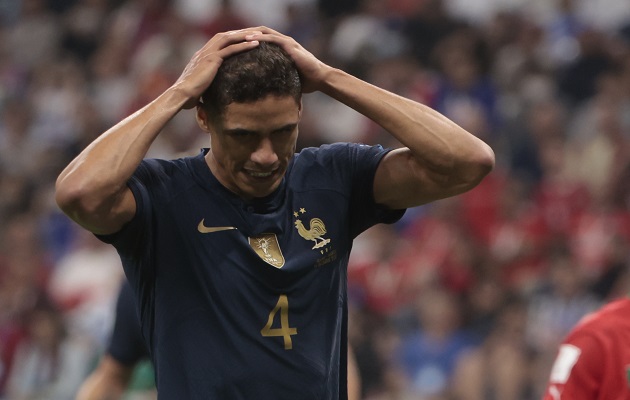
[99,143,404,399]
[107,281,149,366]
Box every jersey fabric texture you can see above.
[543,297,630,400]
[98,143,405,399]
[107,281,149,366]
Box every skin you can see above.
[348,345,361,400]
[75,355,134,400]
[196,96,301,200]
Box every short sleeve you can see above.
[543,330,603,400]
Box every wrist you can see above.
[312,67,343,95]
[164,84,199,111]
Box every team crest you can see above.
[293,208,331,250]
[249,234,285,268]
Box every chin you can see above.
[250,183,280,199]
[238,176,281,199]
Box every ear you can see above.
[297,98,303,119]
[196,106,211,132]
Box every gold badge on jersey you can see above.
[249,234,285,268]
[293,207,337,268]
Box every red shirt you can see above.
[543,297,630,400]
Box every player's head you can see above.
[199,42,302,122]
[197,42,303,200]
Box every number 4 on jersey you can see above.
[261,294,298,350]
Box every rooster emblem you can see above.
[295,218,331,249]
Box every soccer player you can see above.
[55,27,494,399]
[542,296,630,400]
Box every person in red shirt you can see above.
[543,296,630,400]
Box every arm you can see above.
[55,30,262,235]
[75,354,134,400]
[251,28,495,209]
[347,344,361,400]
[323,71,495,208]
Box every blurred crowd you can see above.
[1,0,630,399]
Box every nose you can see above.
[250,137,278,167]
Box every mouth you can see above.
[243,168,279,181]
[237,167,283,198]
[247,170,274,178]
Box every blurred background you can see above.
[1,0,630,399]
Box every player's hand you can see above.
[173,29,262,109]
[245,27,333,93]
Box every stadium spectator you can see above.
[395,286,476,398]
[5,296,92,400]
[452,296,532,400]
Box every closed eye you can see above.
[272,124,297,136]
[224,123,297,139]
[225,129,257,138]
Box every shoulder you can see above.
[126,154,203,212]
[292,143,390,173]
[568,298,630,339]
[137,156,195,178]
[132,155,200,191]
[543,300,630,400]
[288,143,387,189]
[557,299,630,368]
[296,143,387,159]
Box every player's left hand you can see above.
[244,27,333,93]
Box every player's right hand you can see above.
[244,27,333,94]
[172,29,262,109]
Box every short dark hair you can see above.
[200,42,302,120]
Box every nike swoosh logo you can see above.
[197,219,238,234]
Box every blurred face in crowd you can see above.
[198,95,301,200]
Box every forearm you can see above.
[55,87,187,229]
[75,356,133,400]
[319,68,494,175]
[75,373,126,400]
[60,88,185,186]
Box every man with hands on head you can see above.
[56,27,494,399]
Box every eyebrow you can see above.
[224,128,257,136]
[224,123,298,136]
[272,123,299,133]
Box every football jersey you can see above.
[543,297,630,400]
[107,281,149,366]
[99,143,404,399]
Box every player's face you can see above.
[199,95,301,200]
